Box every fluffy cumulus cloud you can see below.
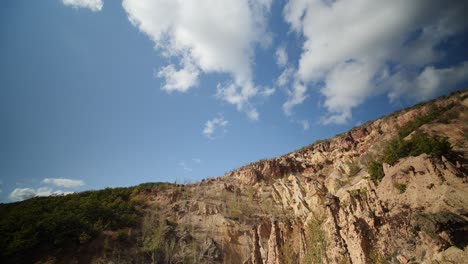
[122,0,272,119]
[8,178,83,201]
[157,62,199,93]
[388,62,468,101]
[9,187,73,202]
[203,116,228,139]
[283,0,468,124]
[216,83,260,120]
[43,178,85,188]
[62,0,103,12]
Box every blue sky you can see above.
[1,0,467,202]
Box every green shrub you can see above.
[368,249,386,264]
[437,110,460,124]
[398,104,454,138]
[382,138,405,165]
[408,134,451,158]
[393,183,407,194]
[368,160,384,182]
[140,212,166,263]
[383,133,451,165]
[140,212,179,264]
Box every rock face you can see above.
[266,220,282,264]
[28,91,468,263]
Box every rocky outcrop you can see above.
[249,226,263,264]
[228,91,467,188]
[378,154,468,214]
[266,220,282,264]
[139,91,468,263]
[228,158,304,185]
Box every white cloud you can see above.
[9,188,35,201]
[122,0,272,119]
[276,47,288,67]
[62,0,103,12]
[260,87,275,97]
[279,67,310,116]
[43,178,84,188]
[216,82,259,120]
[192,158,202,164]
[9,187,73,202]
[388,62,468,101]
[320,60,375,124]
[277,67,294,88]
[283,81,307,116]
[203,116,228,138]
[283,0,468,124]
[157,62,199,93]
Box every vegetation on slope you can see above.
[397,103,455,138]
[368,102,457,181]
[304,217,328,264]
[369,133,452,181]
[0,183,179,263]
[382,133,451,165]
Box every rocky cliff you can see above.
[2,90,467,264]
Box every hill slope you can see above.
[1,90,468,264]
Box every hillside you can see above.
[1,90,467,264]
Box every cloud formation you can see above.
[157,62,199,93]
[283,0,468,124]
[60,0,468,127]
[276,47,288,68]
[9,187,73,202]
[203,116,228,139]
[43,178,85,188]
[388,62,468,101]
[123,0,272,119]
[62,0,103,12]
[283,81,307,116]
[216,83,260,120]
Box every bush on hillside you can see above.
[369,133,452,182]
[383,133,451,165]
[368,160,384,182]
[398,104,454,138]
